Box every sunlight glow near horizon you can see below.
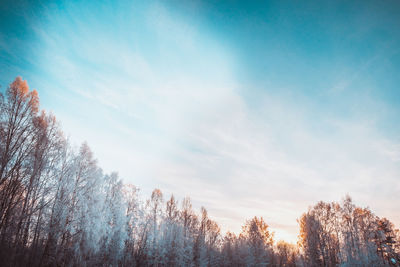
[1,0,400,243]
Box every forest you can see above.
[0,77,399,266]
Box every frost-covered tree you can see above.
[239,216,275,266]
[299,196,400,267]
[275,241,300,267]
[99,172,127,265]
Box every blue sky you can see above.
[1,0,400,242]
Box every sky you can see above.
[1,0,400,243]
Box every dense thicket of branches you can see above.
[0,77,399,266]
[299,197,400,267]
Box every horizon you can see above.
[1,0,400,244]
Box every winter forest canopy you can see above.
[1,77,400,266]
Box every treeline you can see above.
[299,197,400,266]
[0,77,399,266]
